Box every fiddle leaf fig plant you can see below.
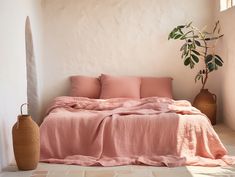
[168,21,224,89]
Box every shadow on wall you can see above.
[0,119,12,171]
[0,120,2,171]
[39,77,71,124]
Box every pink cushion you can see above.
[140,77,173,98]
[70,75,101,98]
[100,74,141,99]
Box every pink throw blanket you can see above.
[40,96,235,167]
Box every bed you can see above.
[40,74,235,167]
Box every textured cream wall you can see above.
[0,0,42,169]
[39,0,219,122]
[0,0,229,170]
[214,2,235,130]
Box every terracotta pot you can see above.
[193,89,217,125]
[12,114,39,170]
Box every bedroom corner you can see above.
[0,0,42,171]
[214,1,235,130]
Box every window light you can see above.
[220,0,235,11]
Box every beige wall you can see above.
[214,1,235,130]
[39,0,219,122]
[0,0,42,170]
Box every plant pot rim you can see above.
[18,114,31,117]
[200,88,209,91]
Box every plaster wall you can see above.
[214,2,235,130]
[0,0,42,169]
[39,0,219,122]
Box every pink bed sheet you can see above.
[40,96,235,167]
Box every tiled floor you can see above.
[1,124,235,177]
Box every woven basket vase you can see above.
[193,89,217,125]
[12,114,39,170]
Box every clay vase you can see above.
[193,89,217,125]
[12,114,40,170]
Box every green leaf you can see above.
[186,22,192,28]
[205,55,213,64]
[172,27,178,33]
[192,54,199,63]
[182,46,188,58]
[168,28,178,39]
[215,55,223,63]
[180,44,187,51]
[181,52,185,59]
[178,28,183,34]
[188,44,195,50]
[206,54,223,72]
[192,43,196,49]
[197,75,202,81]
[190,61,194,69]
[168,34,172,40]
[170,32,177,38]
[182,50,186,57]
[195,71,204,83]
[195,40,201,46]
[177,25,186,29]
[185,50,189,57]
[187,39,192,43]
[207,63,214,72]
[184,58,190,66]
[168,32,175,40]
[196,70,205,84]
[174,34,182,39]
[188,44,193,49]
[192,50,200,55]
[195,74,200,83]
[215,58,223,66]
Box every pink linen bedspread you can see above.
[40,96,235,167]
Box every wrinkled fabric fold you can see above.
[40,96,235,167]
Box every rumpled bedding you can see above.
[40,96,235,167]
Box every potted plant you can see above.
[168,21,224,125]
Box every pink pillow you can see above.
[100,74,141,99]
[70,75,101,98]
[140,77,173,98]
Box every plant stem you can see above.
[202,72,208,90]
[205,34,224,41]
[184,35,200,39]
[197,45,213,48]
[201,38,208,90]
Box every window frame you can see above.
[227,0,233,8]
[220,0,235,11]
